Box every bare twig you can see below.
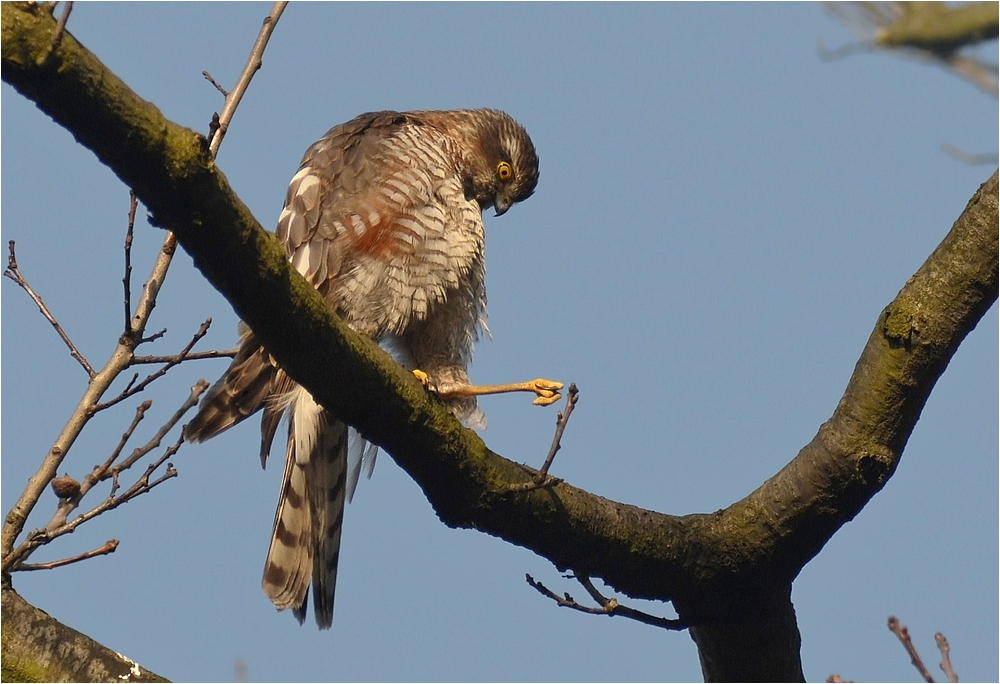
[1,0,291,573]
[538,383,578,477]
[110,379,208,478]
[11,435,183,570]
[92,319,212,413]
[101,400,153,477]
[208,1,288,156]
[36,1,73,65]
[941,143,999,166]
[505,383,578,493]
[817,37,872,62]
[1,234,176,569]
[139,327,168,344]
[109,434,181,500]
[936,632,958,683]
[945,53,999,97]
[888,615,935,683]
[17,539,118,572]
[44,381,205,533]
[7,380,206,568]
[525,573,688,631]
[123,191,137,334]
[132,347,238,364]
[5,240,95,377]
[202,70,229,97]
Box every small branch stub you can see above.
[525,572,687,631]
[17,539,119,572]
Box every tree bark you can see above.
[2,4,996,681]
[1,586,167,682]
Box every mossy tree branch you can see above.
[3,3,996,681]
[876,2,999,55]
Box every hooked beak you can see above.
[493,195,512,217]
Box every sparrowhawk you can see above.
[185,109,560,628]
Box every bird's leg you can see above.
[413,370,563,406]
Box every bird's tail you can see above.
[184,326,277,448]
[261,385,346,629]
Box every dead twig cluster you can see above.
[888,615,958,683]
[0,2,289,577]
[829,615,959,683]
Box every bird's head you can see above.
[467,109,539,216]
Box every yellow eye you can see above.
[496,161,513,181]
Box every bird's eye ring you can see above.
[496,161,513,181]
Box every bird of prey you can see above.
[185,109,561,628]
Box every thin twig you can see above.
[36,0,73,65]
[110,434,181,499]
[817,36,872,62]
[44,380,205,533]
[132,348,238,364]
[92,319,212,413]
[537,383,578,478]
[110,379,208,477]
[123,191,138,334]
[888,616,935,683]
[50,2,73,50]
[208,1,288,156]
[139,328,168,344]
[945,54,999,97]
[14,436,183,568]
[1,3,290,569]
[4,240,95,377]
[17,539,118,572]
[505,383,578,493]
[99,400,152,478]
[525,573,688,631]
[202,71,229,97]
[935,632,958,683]
[941,143,998,166]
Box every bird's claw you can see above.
[530,378,564,406]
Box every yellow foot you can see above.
[412,370,564,407]
[527,378,564,406]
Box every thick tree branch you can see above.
[3,5,996,680]
[1,587,166,682]
[823,2,999,96]
[875,2,998,55]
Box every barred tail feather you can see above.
[261,386,347,629]
[185,328,276,444]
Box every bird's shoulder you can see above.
[276,111,482,290]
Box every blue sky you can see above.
[2,3,996,682]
